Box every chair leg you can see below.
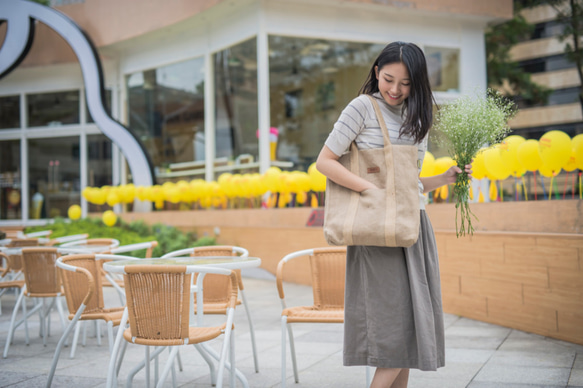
[175,349,184,372]
[199,342,250,388]
[46,306,85,388]
[287,323,299,383]
[145,346,150,388]
[240,289,259,373]
[70,321,82,359]
[230,328,236,388]
[107,308,128,388]
[107,321,114,353]
[126,345,166,388]
[82,320,87,346]
[21,292,29,345]
[193,343,217,386]
[56,296,67,332]
[3,289,25,358]
[217,310,235,388]
[96,321,102,346]
[155,346,179,388]
[281,316,287,388]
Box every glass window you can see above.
[28,137,80,219]
[27,90,80,127]
[214,38,258,163]
[268,36,385,170]
[0,141,21,220]
[0,95,20,130]
[425,46,460,93]
[127,57,205,169]
[86,89,112,123]
[87,134,112,212]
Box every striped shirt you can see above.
[324,92,428,209]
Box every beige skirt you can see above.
[343,210,445,371]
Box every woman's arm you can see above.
[316,145,377,193]
[420,163,473,193]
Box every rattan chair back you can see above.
[124,265,192,346]
[7,238,38,247]
[190,246,237,304]
[20,247,61,296]
[310,247,346,310]
[58,254,104,315]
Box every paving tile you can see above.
[570,369,583,387]
[486,350,576,368]
[0,370,42,387]
[473,364,571,385]
[468,382,566,388]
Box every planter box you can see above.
[119,199,583,345]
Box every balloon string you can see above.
[553,175,560,200]
[499,180,503,202]
[563,172,569,199]
[549,175,554,200]
[533,171,537,200]
[515,177,518,201]
[572,172,576,199]
[540,174,547,200]
[579,173,582,200]
[521,176,528,201]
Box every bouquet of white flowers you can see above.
[434,89,517,237]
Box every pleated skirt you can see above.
[343,210,445,371]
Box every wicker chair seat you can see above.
[69,307,125,325]
[282,306,344,323]
[122,323,230,346]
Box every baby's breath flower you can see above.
[434,89,517,237]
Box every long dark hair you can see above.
[359,41,435,144]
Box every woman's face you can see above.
[375,62,411,106]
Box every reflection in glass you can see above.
[27,90,80,127]
[268,36,384,170]
[0,96,20,130]
[28,137,80,219]
[425,46,460,92]
[87,134,112,213]
[214,38,258,161]
[0,141,21,220]
[127,58,205,169]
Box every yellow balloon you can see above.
[499,135,526,177]
[572,134,583,170]
[136,186,148,202]
[563,150,578,172]
[539,163,560,178]
[68,205,82,220]
[471,150,487,180]
[539,130,571,172]
[106,191,120,207]
[484,146,511,181]
[102,210,117,227]
[517,139,542,172]
[92,189,106,205]
[420,152,435,178]
[308,165,327,192]
[433,157,455,175]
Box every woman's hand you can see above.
[443,161,473,185]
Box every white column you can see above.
[204,51,216,182]
[19,93,28,222]
[80,89,88,217]
[257,3,271,174]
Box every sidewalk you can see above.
[0,269,582,387]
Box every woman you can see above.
[316,42,472,388]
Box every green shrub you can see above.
[24,217,215,258]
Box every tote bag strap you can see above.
[368,95,398,246]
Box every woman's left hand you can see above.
[443,161,473,185]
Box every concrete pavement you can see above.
[0,269,582,387]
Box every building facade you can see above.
[0,0,512,224]
[508,2,583,139]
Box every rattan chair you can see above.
[3,247,67,358]
[161,245,259,373]
[276,247,347,387]
[46,253,139,387]
[45,233,89,246]
[59,238,120,252]
[106,263,239,388]
[0,252,26,319]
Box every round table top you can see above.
[58,245,115,254]
[103,256,261,273]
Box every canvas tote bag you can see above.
[323,95,420,247]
